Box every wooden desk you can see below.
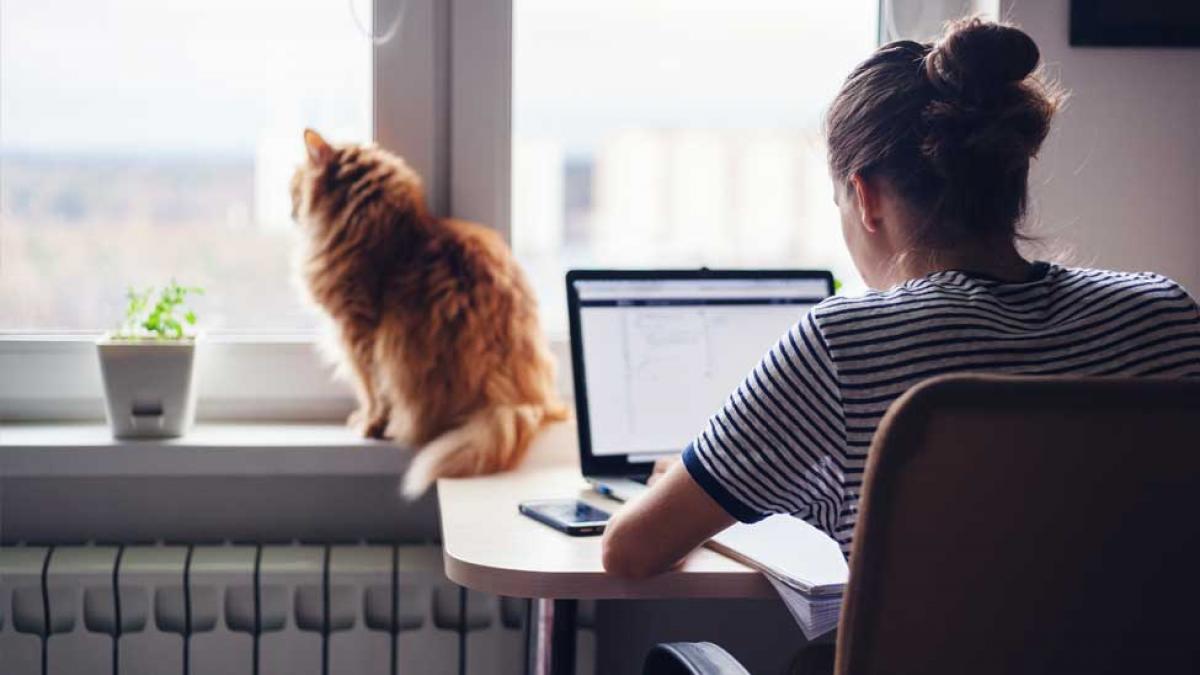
[438,421,773,674]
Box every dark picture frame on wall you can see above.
[1070,1,1200,47]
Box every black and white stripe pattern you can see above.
[682,264,1200,557]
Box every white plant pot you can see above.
[96,336,199,439]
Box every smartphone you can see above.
[519,499,611,536]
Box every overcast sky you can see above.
[1,0,876,156]
[0,0,372,155]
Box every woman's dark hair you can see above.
[826,18,1062,246]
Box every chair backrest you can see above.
[835,375,1200,675]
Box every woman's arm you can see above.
[601,460,735,578]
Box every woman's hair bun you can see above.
[826,17,1062,246]
[924,18,1040,100]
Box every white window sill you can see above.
[0,423,411,478]
[0,336,573,423]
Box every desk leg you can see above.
[550,599,578,675]
[531,598,577,675]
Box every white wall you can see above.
[1003,0,1200,293]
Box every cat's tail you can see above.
[399,401,569,500]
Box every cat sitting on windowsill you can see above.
[290,129,569,498]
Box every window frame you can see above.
[0,0,513,422]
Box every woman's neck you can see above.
[891,239,1034,286]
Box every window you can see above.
[512,0,878,330]
[0,0,373,332]
[2,0,892,420]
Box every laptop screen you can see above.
[569,273,832,466]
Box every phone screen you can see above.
[535,500,610,524]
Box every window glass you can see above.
[0,0,372,331]
[513,0,877,331]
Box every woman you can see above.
[601,18,1200,579]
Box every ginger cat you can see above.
[290,129,568,497]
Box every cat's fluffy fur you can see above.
[291,129,568,498]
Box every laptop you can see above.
[566,268,835,502]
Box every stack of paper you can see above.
[763,578,844,640]
[708,515,849,639]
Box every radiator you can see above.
[0,543,595,675]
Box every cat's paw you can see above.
[384,409,416,446]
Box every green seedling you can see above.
[116,281,204,340]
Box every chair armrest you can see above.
[643,642,752,675]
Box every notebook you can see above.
[707,515,849,638]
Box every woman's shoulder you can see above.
[807,263,1196,330]
[1040,264,1196,302]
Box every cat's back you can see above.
[440,217,507,255]
[436,217,528,289]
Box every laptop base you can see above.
[587,477,649,503]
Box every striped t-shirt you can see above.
[682,263,1200,556]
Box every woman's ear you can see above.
[850,173,881,234]
[304,128,333,165]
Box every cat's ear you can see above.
[304,128,333,165]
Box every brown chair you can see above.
[837,374,1200,675]
[645,375,1200,675]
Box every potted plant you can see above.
[97,282,203,439]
